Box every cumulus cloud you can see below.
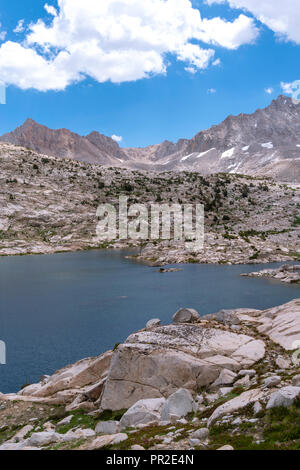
[212,58,221,66]
[206,0,300,44]
[265,87,273,95]
[44,3,58,17]
[13,20,25,34]
[208,88,217,93]
[185,66,197,74]
[281,81,300,96]
[0,0,259,91]
[195,13,259,49]
[112,134,123,143]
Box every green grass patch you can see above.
[55,410,100,434]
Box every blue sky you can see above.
[0,0,300,147]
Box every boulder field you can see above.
[0,300,299,450]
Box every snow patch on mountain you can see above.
[261,142,274,149]
[221,147,235,159]
[196,149,215,159]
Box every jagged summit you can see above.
[1,118,128,165]
[1,95,300,180]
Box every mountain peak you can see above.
[1,95,300,181]
[23,118,39,127]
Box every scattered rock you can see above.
[276,357,290,370]
[146,319,161,329]
[189,438,200,447]
[0,442,30,451]
[239,370,256,378]
[234,375,251,389]
[95,421,120,435]
[208,389,265,427]
[202,310,241,326]
[57,415,73,426]
[27,431,62,447]
[263,376,281,388]
[219,387,233,397]
[232,417,242,425]
[267,386,300,409]
[9,425,33,443]
[212,369,237,387]
[190,428,209,440]
[161,389,196,422]
[253,401,263,415]
[206,393,220,404]
[292,375,300,387]
[158,268,183,273]
[218,445,234,450]
[173,308,200,324]
[88,433,128,450]
[120,398,165,429]
[176,418,188,425]
[62,428,95,442]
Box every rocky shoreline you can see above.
[241,264,300,284]
[1,300,299,451]
[1,142,300,265]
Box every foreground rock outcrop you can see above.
[99,325,265,411]
[0,299,299,451]
[255,299,300,350]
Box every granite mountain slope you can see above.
[2,96,300,181]
[0,141,299,263]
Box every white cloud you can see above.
[208,88,217,93]
[195,13,259,49]
[265,87,273,94]
[281,81,300,96]
[112,134,123,143]
[0,23,7,41]
[206,0,300,44]
[0,41,80,90]
[185,66,197,74]
[14,20,25,34]
[212,58,221,66]
[0,0,259,91]
[176,43,215,69]
[44,4,58,17]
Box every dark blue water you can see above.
[0,249,299,394]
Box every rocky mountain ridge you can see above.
[1,118,129,166]
[0,142,299,263]
[2,96,300,181]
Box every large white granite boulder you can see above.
[255,300,300,350]
[99,324,265,411]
